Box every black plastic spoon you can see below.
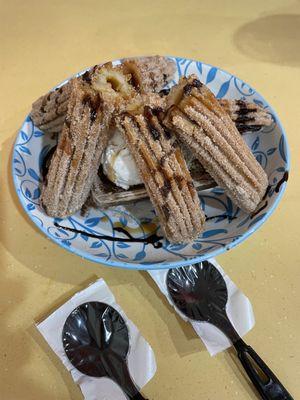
[166,261,293,400]
[62,302,147,400]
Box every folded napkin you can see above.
[37,279,156,400]
[149,258,255,356]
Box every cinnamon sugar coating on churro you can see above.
[164,75,268,213]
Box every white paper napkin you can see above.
[148,258,255,356]
[37,279,156,400]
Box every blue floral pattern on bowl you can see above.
[12,57,290,269]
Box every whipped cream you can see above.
[101,129,142,190]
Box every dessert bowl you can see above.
[12,56,289,269]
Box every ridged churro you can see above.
[122,55,176,93]
[164,75,268,212]
[30,81,72,134]
[219,99,272,133]
[118,106,205,243]
[41,78,113,217]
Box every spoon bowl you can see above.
[62,302,147,400]
[166,261,228,322]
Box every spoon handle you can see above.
[130,393,148,400]
[234,339,293,400]
[106,357,148,400]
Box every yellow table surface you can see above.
[1,0,299,398]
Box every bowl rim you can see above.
[12,56,290,270]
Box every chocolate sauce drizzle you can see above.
[151,107,164,116]
[235,115,255,123]
[149,125,160,140]
[237,107,253,116]
[236,124,262,133]
[54,222,163,248]
[262,185,272,200]
[275,171,289,193]
[250,171,288,219]
[144,106,173,141]
[160,180,171,198]
[163,126,173,139]
[159,88,170,96]
[250,201,268,219]
[263,171,289,200]
[183,79,203,95]
[236,100,247,108]
[82,93,102,123]
[205,214,237,222]
[81,70,92,83]
[41,145,57,180]
[144,106,161,140]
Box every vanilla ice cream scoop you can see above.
[101,129,142,189]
